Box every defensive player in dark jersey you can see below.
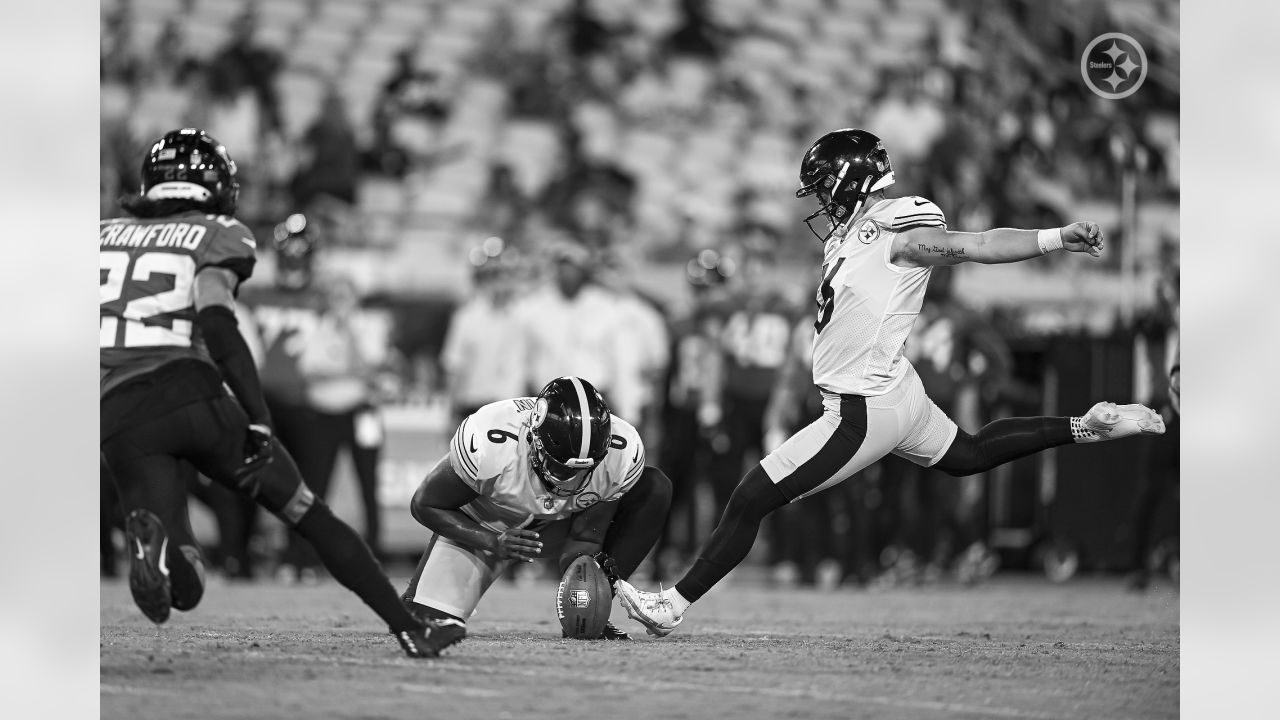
[99,128,444,657]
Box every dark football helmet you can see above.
[272,213,318,290]
[795,128,894,242]
[137,128,239,216]
[528,377,612,497]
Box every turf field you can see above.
[101,573,1178,720]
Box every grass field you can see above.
[101,573,1178,720]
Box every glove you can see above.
[235,423,275,484]
[591,551,621,595]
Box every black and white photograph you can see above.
[4,0,1274,717]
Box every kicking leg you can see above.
[933,403,1164,477]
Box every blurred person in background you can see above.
[887,267,1012,584]
[290,86,360,211]
[652,250,731,580]
[240,216,388,578]
[616,128,1166,637]
[440,241,530,422]
[1124,259,1180,591]
[704,234,803,584]
[517,241,644,421]
[371,49,455,177]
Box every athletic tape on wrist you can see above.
[1037,228,1064,254]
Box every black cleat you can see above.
[601,621,631,640]
[394,619,467,659]
[125,509,171,625]
[170,545,206,612]
[562,620,631,640]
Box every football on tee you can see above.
[556,555,613,639]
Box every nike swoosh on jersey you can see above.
[633,447,640,464]
[913,199,929,206]
[469,435,478,453]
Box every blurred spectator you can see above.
[298,273,395,562]
[702,239,802,579]
[560,0,615,60]
[371,49,454,177]
[664,0,723,60]
[867,71,946,171]
[291,86,361,210]
[440,246,530,420]
[206,12,284,136]
[240,216,390,577]
[652,250,730,579]
[516,241,644,419]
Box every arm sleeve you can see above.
[448,414,483,490]
[604,425,646,502]
[198,304,272,426]
[890,197,948,232]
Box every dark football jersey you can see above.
[236,283,327,406]
[719,291,799,402]
[99,211,257,397]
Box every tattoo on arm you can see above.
[917,243,967,260]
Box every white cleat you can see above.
[1077,402,1165,442]
[614,580,683,637]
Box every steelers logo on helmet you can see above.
[530,397,549,429]
[529,377,612,498]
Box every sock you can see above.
[675,467,788,602]
[666,587,692,615]
[294,502,422,633]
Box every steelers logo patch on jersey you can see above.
[575,492,601,509]
[857,221,880,244]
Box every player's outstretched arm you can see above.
[410,459,543,561]
[892,222,1104,267]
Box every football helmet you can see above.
[137,128,239,216]
[272,213,317,290]
[528,377,612,497]
[795,128,894,242]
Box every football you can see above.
[556,555,613,639]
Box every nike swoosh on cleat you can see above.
[134,540,145,560]
[158,537,169,576]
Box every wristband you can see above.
[1037,228,1064,254]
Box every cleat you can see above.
[170,545,206,612]
[125,509,172,625]
[1077,402,1165,443]
[601,621,631,640]
[393,618,467,659]
[614,579,682,637]
[561,620,631,640]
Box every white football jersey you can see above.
[811,196,947,396]
[447,397,646,532]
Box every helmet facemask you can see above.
[529,431,599,497]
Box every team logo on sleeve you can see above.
[857,221,880,244]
